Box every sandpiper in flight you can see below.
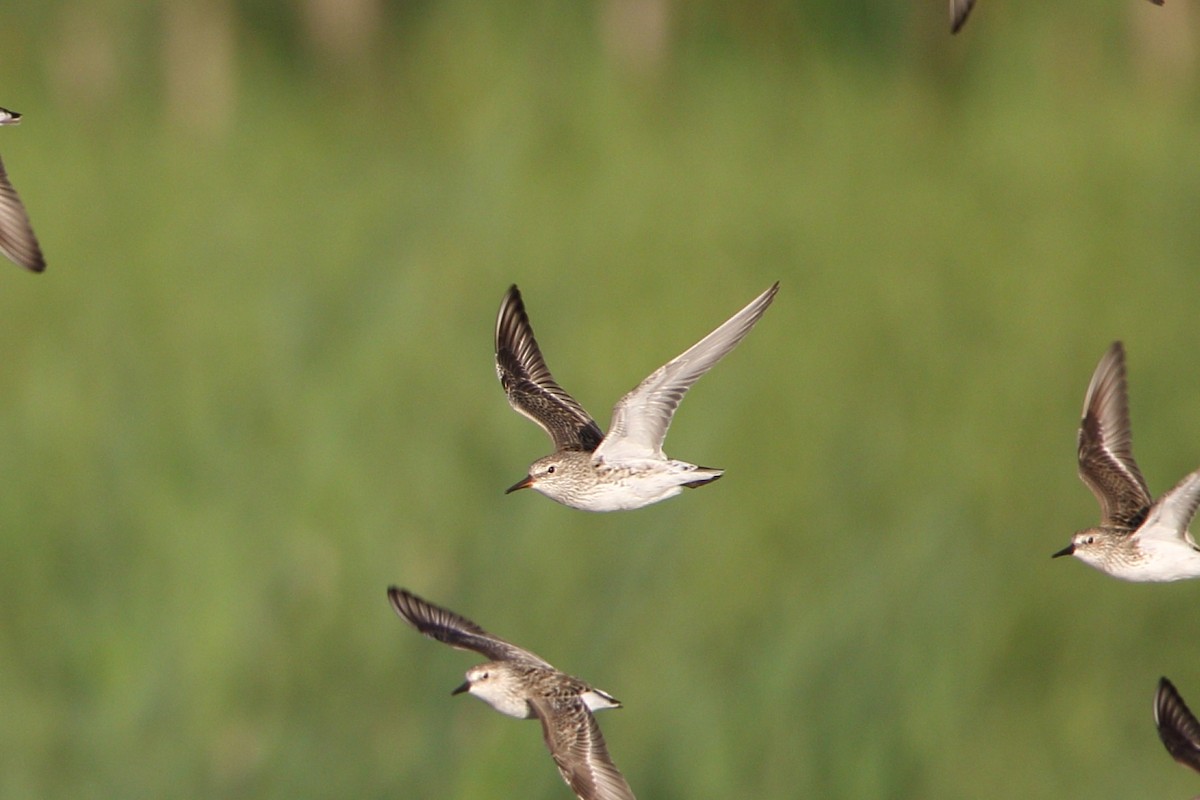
[387,587,636,800]
[1051,342,1200,581]
[951,0,1162,33]
[495,282,779,512]
[0,108,45,272]
[1155,677,1200,788]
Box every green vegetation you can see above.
[1,2,1199,797]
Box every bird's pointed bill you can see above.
[1052,543,1075,558]
[505,475,534,494]
[451,680,470,696]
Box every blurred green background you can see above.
[1,1,1200,797]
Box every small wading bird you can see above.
[951,0,1162,34]
[1155,677,1200,789]
[0,108,45,272]
[495,282,779,511]
[387,588,636,800]
[1052,342,1200,581]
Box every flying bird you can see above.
[1052,342,1200,581]
[388,587,636,800]
[495,282,779,511]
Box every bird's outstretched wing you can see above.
[1077,341,1152,530]
[495,285,604,452]
[596,282,778,462]
[388,587,552,668]
[1156,677,1200,773]
[534,694,636,800]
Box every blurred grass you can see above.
[0,1,1199,798]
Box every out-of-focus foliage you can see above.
[1,1,1200,798]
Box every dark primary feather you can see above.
[495,285,604,452]
[1156,677,1200,773]
[953,0,1160,32]
[1077,342,1153,530]
[387,587,551,668]
[950,0,976,32]
[0,155,45,272]
[533,693,636,800]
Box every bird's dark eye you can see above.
[1085,536,1094,545]
[547,466,556,474]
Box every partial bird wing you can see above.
[0,155,44,272]
[534,694,636,800]
[950,0,976,32]
[595,282,778,463]
[495,285,604,452]
[1077,342,1152,530]
[387,587,553,668]
[1156,677,1200,773]
[1138,470,1200,547]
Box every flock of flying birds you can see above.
[0,96,1191,800]
[395,9,1193,792]
[950,0,1164,33]
[387,279,1200,797]
[392,283,780,799]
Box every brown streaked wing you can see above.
[950,0,976,32]
[495,285,604,452]
[386,587,552,668]
[534,693,636,800]
[0,156,44,272]
[1077,342,1152,530]
[1156,677,1200,773]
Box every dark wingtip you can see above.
[388,587,428,630]
[386,586,409,616]
[682,470,723,489]
[496,284,528,352]
[950,0,976,33]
